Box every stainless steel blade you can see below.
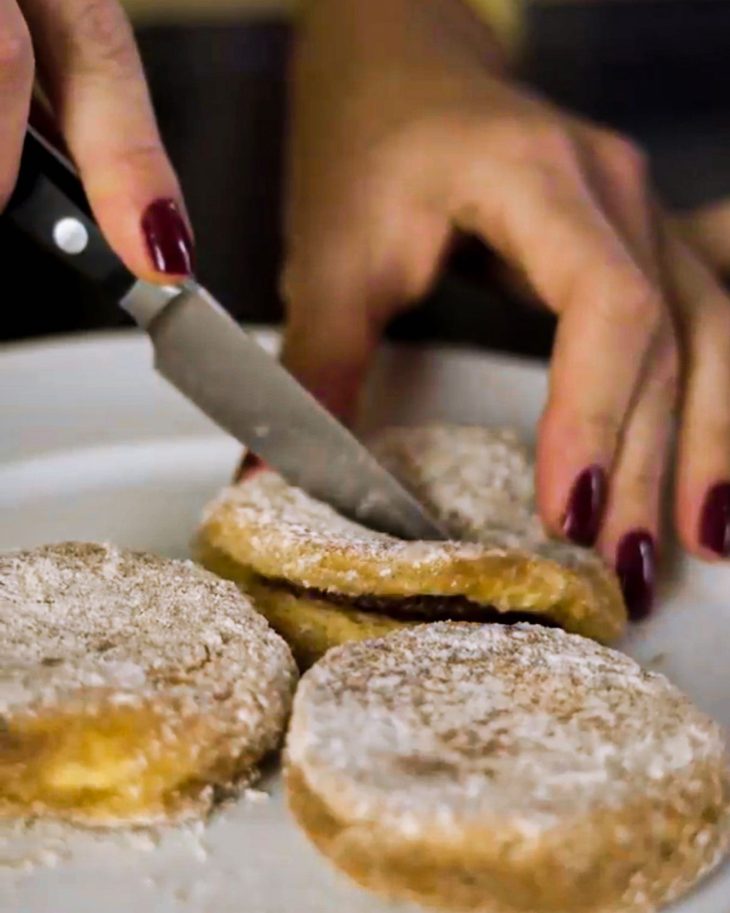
[120,280,445,541]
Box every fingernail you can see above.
[699,482,730,557]
[616,530,656,621]
[561,465,606,546]
[141,199,194,276]
[234,451,267,483]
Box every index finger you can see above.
[21,0,193,280]
[0,0,34,205]
[452,159,663,544]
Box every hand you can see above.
[679,198,730,278]
[1,0,193,278]
[282,0,730,618]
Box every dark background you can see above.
[2,1,729,358]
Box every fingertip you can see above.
[674,474,730,562]
[534,411,564,531]
[535,409,607,546]
[613,528,656,621]
[597,511,659,620]
[66,112,193,282]
[673,492,703,559]
[560,464,607,547]
[140,198,195,278]
[696,481,730,560]
[89,184,194,283]
[234,450,268,483]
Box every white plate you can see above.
[0,331,728,913]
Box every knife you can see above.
[4,127,445,541]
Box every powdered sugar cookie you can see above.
[0,542,297,826]
[286,623,729,913]
[198,425,626,666]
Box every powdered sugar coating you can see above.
[288,623,727,837]
[373,425,539,546]
[372,424,599,568]
[204,470,408,559]
[0,542,295,716]
[203,425,546,565]
[0,542,297,822]
[202,424,611,584]
[202,470,481,577]
[199,425,626,643]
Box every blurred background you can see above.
[2,0,729,358]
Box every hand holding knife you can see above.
[5,127,445,542]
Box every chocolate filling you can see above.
[256,577,557,627]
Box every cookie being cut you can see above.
[286,623,730,913]
[0,542,297,826]
[197,425,626,667]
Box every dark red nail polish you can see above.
[234,451,267,483]
[699,482,730,557]
[616,530,656,621]
[561,465,606,546]
[141,199,194,276]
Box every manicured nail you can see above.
[141,199,194,276]
[561,465,606,546]
[699,482,730,557]
[616,530,656,621]
[234,451,267,483]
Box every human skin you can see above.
[681,199,730,278]
[0,0,194,280]
[281,0,730,617]
[4,0,728,619]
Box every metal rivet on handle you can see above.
[53,217,89,255]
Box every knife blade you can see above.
[5,127,446,541]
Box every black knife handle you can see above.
[5,128,135,301]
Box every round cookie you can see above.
[197,425,626,666]
[195,543,412,670]
[285,623,729,913]
[0,542,297,826]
